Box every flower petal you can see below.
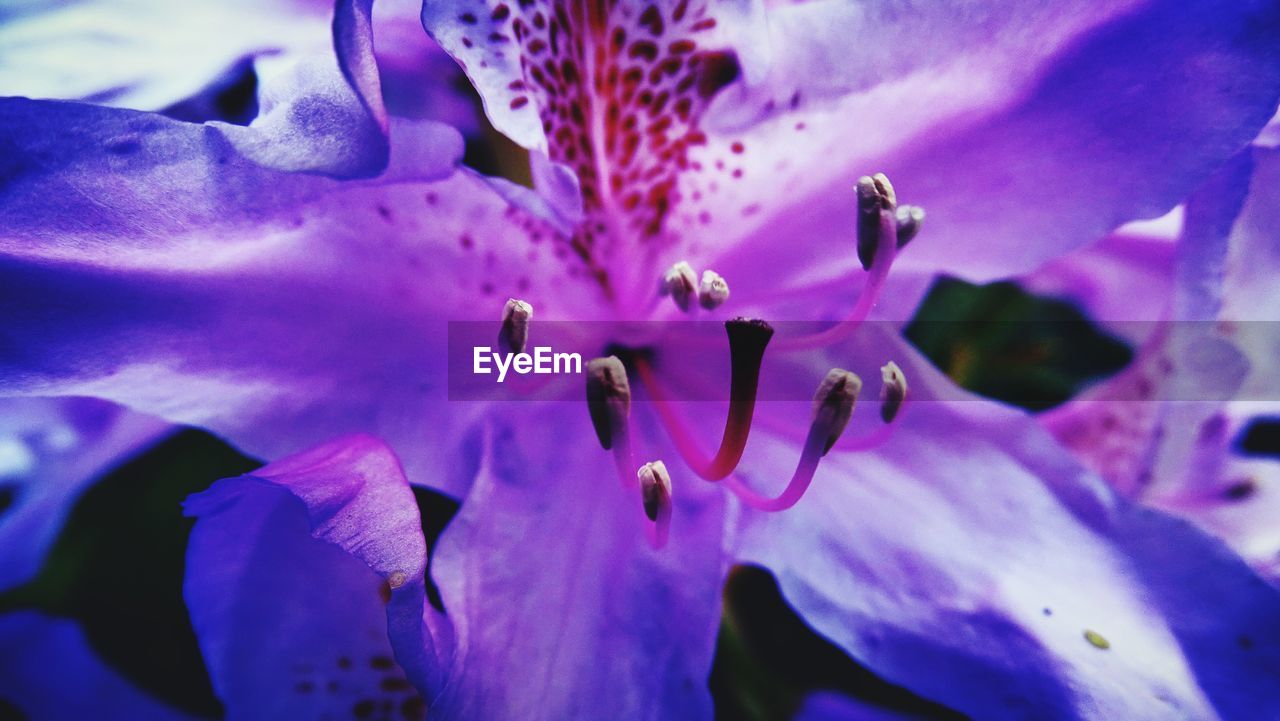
[732,332,1280,720]
[0,83,602,494]
[0,611,199,720]
[0,397,168,592]
[688,0,1280,292]
[1044,146,1280,579]
[0,0,330,110]
[425,407,729,720]
[183,434,437,719]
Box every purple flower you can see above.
[3,1,1280,720]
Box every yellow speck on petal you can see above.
[1084,630,1111,650]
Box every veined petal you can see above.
[425,407,730,720]
[732,334,1280,721]
[0,611,199,721]
[0,397,168,592]
[0,0,330,110]
[422,0,770,304]
[688,0,1280,293]
[1044,146,1280,579]
[183,434,438,720]
[0,91,599,495]
[2,0,394,176]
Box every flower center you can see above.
[487,0,741,296]
[497,173,921,545]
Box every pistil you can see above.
[636,318,774,480]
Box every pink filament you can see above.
[721,421,829,512]
[775,224,898,352]
[603,419,672,548]
[644,502,672,549]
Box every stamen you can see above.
[660,261,698,312]
[856,173,897,271]
[811,369,862,454]
[498,298,533,354]
[637,460,673,549]
[895,205,925,248]
[777,172,918,351]
[879,361,908,423]
[586,356,631,451]
[722,368,862,512]
[698,270,730,310]
[586,355,639,494]
[636,318,774,480]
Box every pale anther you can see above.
[812,369,862,455]
[586,356,632,450]
[895,205,925,248]
[637,460,673,522]
[498,298,533,354]
[698,269,730,310]
[856,173,898,270]
[880,361,908,423]
[660,261,698,311]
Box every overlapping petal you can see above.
[426,407,731,720]
[0,84,601,494]
[183,434,436,720]
[0,0,331,110]
[731,332,1280,721]
[423,0,1280,297]
[0,611,199,721]
[0,397,168,592]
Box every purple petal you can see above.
[0,611,199,721]
[694,0,1280,292]
[0,397,168,592]
[183,434,438,719]
[425,408,729,720]
[0,87,603,493]
[793,692,941,721]
[0,0,331,110]
[731,332,1280,720]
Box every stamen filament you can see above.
[644,499,672,549]
[721,419,829,512]
[774,227,897,351]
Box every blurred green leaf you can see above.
[904,277,1132,411]
[709,565,966,721]
[0,430,260,718]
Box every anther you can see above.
[637,460,673,522]
[719,368,858,512]
[812,369,862,455]
[660,261,698,311]
[856,173,897,270]
[698,270,730,310]
[895,205,925,248]
[498,298,533,354]
[879,361,908,423]
[586,356,631,450]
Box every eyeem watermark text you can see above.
[473,346,583,382]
